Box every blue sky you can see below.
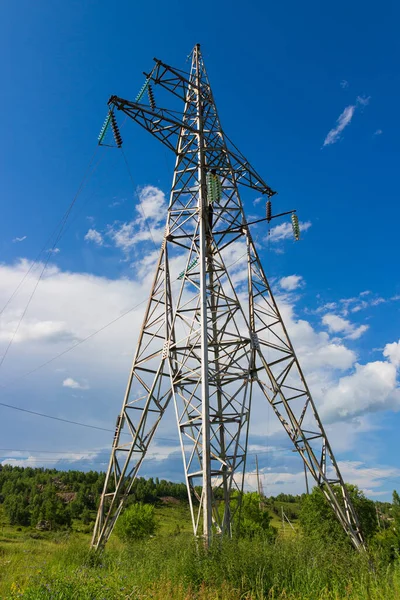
[0,0,399,499]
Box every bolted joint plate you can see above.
[162,341,169,359]
[250,332,260,349]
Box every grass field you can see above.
[1,502,400,600]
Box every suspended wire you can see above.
[0,247,249,394]
[0,400,116,433]
[0,146,101,374]
[0,147,100,318]
[0,298,148,391]
[1,222,69,318]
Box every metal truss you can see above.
[91,44,365,552]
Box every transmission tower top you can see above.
[92,44,365,553]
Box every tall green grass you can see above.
[2,532,400,599]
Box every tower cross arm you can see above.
[108,95,193,153]
[145,59,210,103]
[225,144,276,197]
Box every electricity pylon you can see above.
[91,44,365,552]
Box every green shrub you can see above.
[115,502,156,541]
[299,484,378,545]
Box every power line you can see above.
[0,147,101,319]
[0,147,101,373]
[0,298,148,391]
[0,251,247,392]
[0,400,117,433]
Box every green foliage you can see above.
[0,465,188,529]
[373,490,400,561]
[300,484,378,545]
[115,502,156,541]
[235,492,277,540]
[3,492,30,526]
[393,490,400,529]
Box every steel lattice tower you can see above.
[91,44,365,552]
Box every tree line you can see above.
[0,464,399,555]
[0,465,188,529]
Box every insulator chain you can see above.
[291,214,300,241]
[178,257,199,280]
[147,84,156,110]
[98,113,111,145]
[206,172,222,205]
[110,112,123,148]
[266,199,272,221]
[135,77,150,103]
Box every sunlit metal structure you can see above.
[91,44,365,552]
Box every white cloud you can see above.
[48,248,60,254]
[383,339,400,367]
[374,129,383,137]
[340,80,349,89]
[245,459,400,498]
[137,185,168,224]
[84,228,103,246]
[0,319,77,344]
[279,275,304,291]
[109,186,167,254]
[12,236,27,243]
[62,377,90,390]
[323,96,370,147]
[266,295,357,374]
[267,221,311,243]
[323,105,356,147]
[356,95,371,107]
[1,230,399,498]
[322,313,369,340]
[371,297,385,306]
[333,461,400,496]
[346,325,369,340]
[320,357,400,423]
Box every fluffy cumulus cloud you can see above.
[109,186,167,254]
[0,318,76,344]
[383,340,400,367]
[279,275,304,291]
[322,313,369,340]
[268,221,311,243]
[62,377,90,390]
[276,299,356,372]
[84,228,103,246]
[320,358,400,423]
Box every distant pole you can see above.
[256,455,261,496]
[304,461,310,495]
[256,455,265,510]
[292,447,310,494]
[376,506,381,530]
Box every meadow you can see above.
[1,467,399,599]
[1,503,400,600]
